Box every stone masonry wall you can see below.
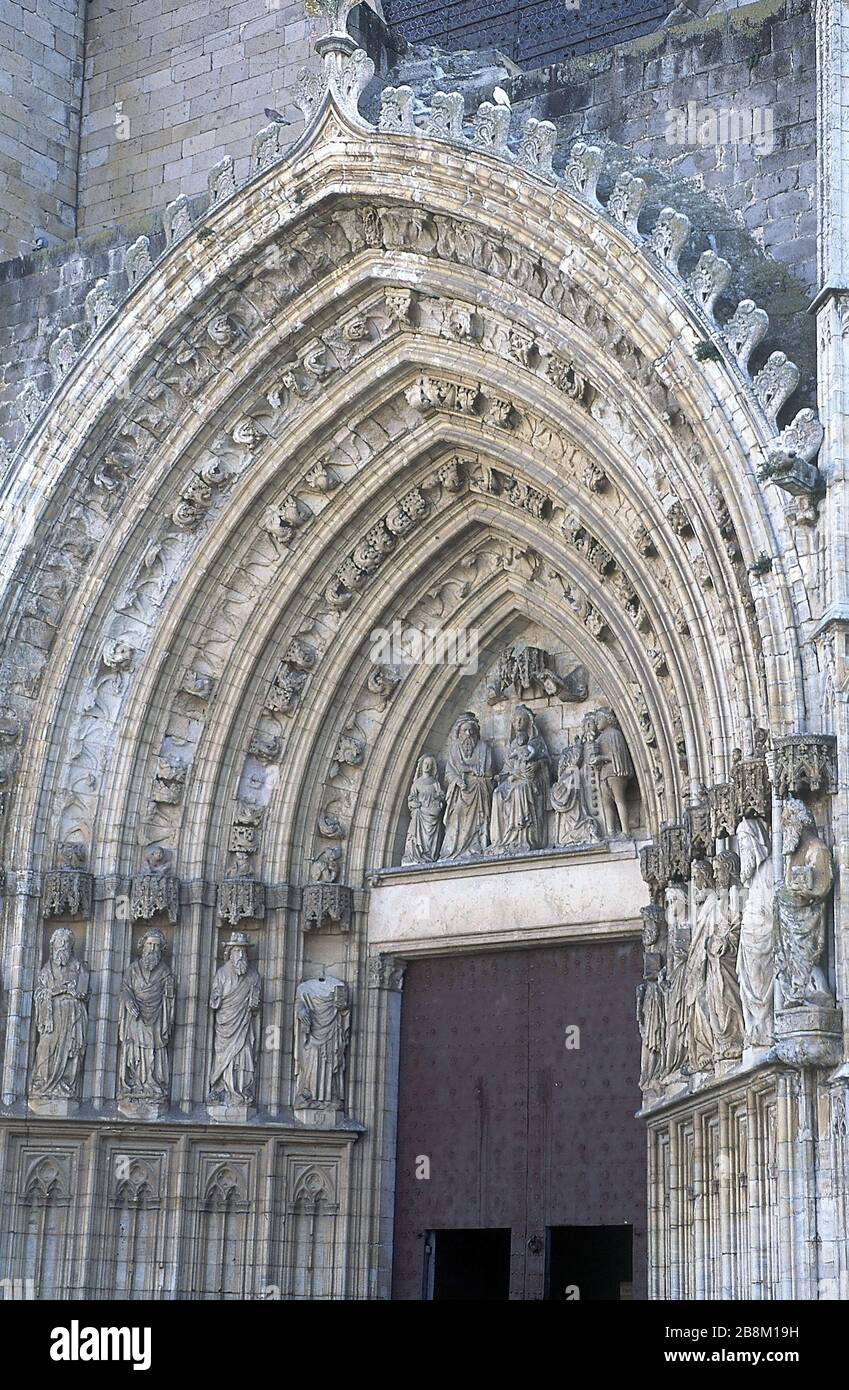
[78,0,312,237]
[511,0,817,293]
[382,0,818,399]
[0,0,86,259]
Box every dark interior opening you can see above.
[425,1228,512,1301]
[546,1224,633,1301]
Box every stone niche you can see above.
[391,622,643,869]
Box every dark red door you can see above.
[391,941,646,1299]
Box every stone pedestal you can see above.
[117,1096,168,1121]
[294,1102,343,1129]
[27,1094,79,1118]
[742,1043,773,1070]
[207,1101,253,1124]
[772,1005,843,1068]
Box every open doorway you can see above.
[423,1229,512,1301]
[546,1225,633,1300]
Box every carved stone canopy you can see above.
[484,644,588,705]
[131,869,180,924]
[43,844,93,918]
[658,823,690,883]
[773,734,837,798]
[731,747,771,820]
[302,883,353,932]
[709,781,737,841]
[684,801,712,859]
[218,861,266,925]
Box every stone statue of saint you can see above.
[31,928,90,1102]
[550,733,602,848]
[294,975,351,1108]
[489,703,551,851]
[683,859,715,1073]
[775,798,834,1008]
[735,817,775,1049]
[118,927,175,1104]
[588,707,634,837]
[402,754,446,864]
[440,712,494,859]
[208,930,262,1105]
[705,850,744,1061]
[663,884,690,1077]
[637,907,666,1091]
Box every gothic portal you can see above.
[1,0,848,1301]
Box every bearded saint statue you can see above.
[208,931,262,1105]
[440,712,494,859]
[31,928,90,1101]
[117,927,175,1102]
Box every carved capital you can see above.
[367,953,406,992]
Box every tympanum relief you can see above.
[399,642,640,866]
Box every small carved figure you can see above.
[775,799,834,1007]
[550,733,602,847]
[31,928,90,1101]
[588,708,634,836]
[402,754,445,864]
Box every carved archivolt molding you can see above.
[0,26,813,918]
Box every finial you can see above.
[306,0,360,55]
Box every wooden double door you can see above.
[391,941,646,1300]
